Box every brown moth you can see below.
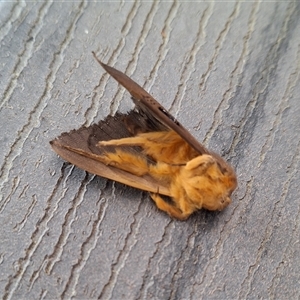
[50,52,237,220]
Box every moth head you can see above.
[182,154,237,211]
[201,193,232,211]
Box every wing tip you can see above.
[92,51,106,68]
[92,51,115,75]
[49,139,57,147]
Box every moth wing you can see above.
[50,112,171,196]
[92,52,209,155]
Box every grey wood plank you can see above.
[1,1,299,299]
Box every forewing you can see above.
[92,52,209,155]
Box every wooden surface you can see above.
[1,1,300,299]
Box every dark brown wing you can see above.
[50,112,170,196]
[92,52,209,155]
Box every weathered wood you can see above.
[1,1,299,299]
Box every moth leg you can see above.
[98,131,176,148]
[98,136,147,147]
[150,193,191,220]
[185,154,215,171]
[99,149,149,176]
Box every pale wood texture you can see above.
[1,1,300,299]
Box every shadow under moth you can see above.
[50,52,237,220]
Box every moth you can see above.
[50,52,237,220]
